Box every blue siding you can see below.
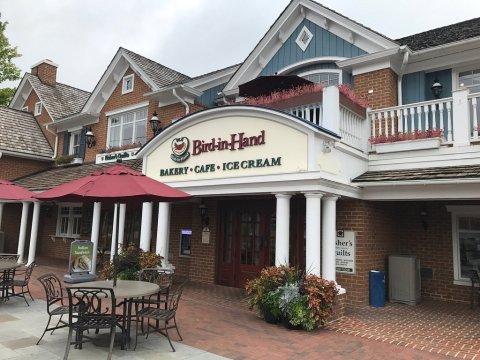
[196,83,226,108]
[402,69,452,105]
[260,18,367,76]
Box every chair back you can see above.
[38,273,65,308]
[22,262,36,283]
[66,287,116,326]
[167,281,187,312]
[139,268,174,291]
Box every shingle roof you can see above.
[395,17,480,51]
[14,159,143,191]
[352,165,480,183]
[188,63,241,82]
[121,48,191,88]
[27,74,90,120]
[0,107,53,159]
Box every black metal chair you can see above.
[134,281,186,352]
[5,262,35,305]
[0,268,15,301]
[138,268,174,307]
[36,273,72,345]
[64,287,119,360]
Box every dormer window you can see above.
[34,102,42,116]
[22,106,28,112]
[296,26,313,52]
[122,74,134,94]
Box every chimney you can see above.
[31,59,58,86]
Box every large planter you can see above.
[262,306,279,324]
[373,137,442,154]
[281,316,302,330]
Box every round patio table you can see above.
[70,279,160,350]
[0,260,21,272]
[0,261,21,300]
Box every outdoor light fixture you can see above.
[150,112,161,136]
[431,79,443,99]
[85,128,96,148]
[420,210,429,231]
[199,200,209,227]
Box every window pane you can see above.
[122,122,133,144]
[134,120,147,145]
[109,126,121,148]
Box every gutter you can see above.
[173,87,189,115]
[44,123,58,159]
[354,177,480,187]
[0,149,54,161]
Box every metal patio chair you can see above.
[36,273,72,345]
[5,262,35,305]
[134,280,186,352]
[64,287,119,360]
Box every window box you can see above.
[373,137,442,154]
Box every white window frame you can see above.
[446,205,480,286]
[56,203,83,238]
[107,106,147,148]
[69,130,82,157]
[297,69,342,86]
[295,26,313,52]
[22,106,28,112]
[34,102,42,116]
[452,64,480,94]
[122,74,134,94]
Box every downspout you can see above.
[44,123,58,159]
[397,46,409,106]
[172,87,189,115]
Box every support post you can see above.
[17,201,30,263]
[90,202,102,274]
[140,202,153,252]
[156,202,171,267]
[322,195,338,282]
[27,202,40,265]
[305,193,323,276]
[275,193,291,266]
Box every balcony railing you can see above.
[284,103,323,126]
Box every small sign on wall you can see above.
[336,230,355,274]
[201,227,210,244]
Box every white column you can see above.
[0,202,4,230]
[322,86,340,134]
[305,193,323,276]
[118,204,126,247]
[17,201,30,263]
[27,202,40,265]
[452,88,470,147]
[322,195,338,282]
[140,202,153,252]
[90,202,102,274]
[156,202,171,267]
[275,194,291,266]
[110,203,119,261]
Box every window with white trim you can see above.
[69,130,81,156]
[296,26,313,52]
[22,106,28,112]
[302,72,340,86]
[34,102,42,115]
[57,204,83,237]
[448,206,480,285]
[122,74,134,94]
[108,107,147,148]
[458,68,480,94]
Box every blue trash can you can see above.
[369,270,385,307]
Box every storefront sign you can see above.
[96,148,138,164]
[68,240,93,274]
[336,230,355,274]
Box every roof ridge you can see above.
[26,73,90,94]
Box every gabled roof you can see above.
[121,48,191,88]
[14,159,142,191]
[396,17,480,51]
[26,74,90,120]
[0,107,53,159]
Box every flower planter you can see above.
[262,306,279,324]
[373,137,442,154]
[281,316,302,330]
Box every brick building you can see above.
[2,0,480,309]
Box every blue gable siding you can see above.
[260,18,367,76]
[402,69,452,105]
[196,83,226,108]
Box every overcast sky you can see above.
[1,0,480,91]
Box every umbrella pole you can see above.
[113,203,120,287]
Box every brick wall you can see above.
[353,68,398,110]
[24,90,56,148]
[0,155,52,180]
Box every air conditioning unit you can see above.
[388,255,421,305]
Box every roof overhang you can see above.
[144,84,203,106]
[336,46,405,75]
[0,149,54,162]
[52,112,100,132]
[185,65,240,92]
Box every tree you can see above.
[0,14,21,107]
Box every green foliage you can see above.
[246,265,338,331]
[0,15,21,84]
[0,87,15,106]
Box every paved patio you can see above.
[2,258,479,359]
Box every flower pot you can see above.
[262,306,279,324]
[373,137,442,154]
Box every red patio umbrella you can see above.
[35,164,192,285]
[0,180,35,201]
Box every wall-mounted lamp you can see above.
[431,79,443,99]
[199,200,209,227]
[85,128,96,148]
[420,210,428,231]
[150,112,162,136]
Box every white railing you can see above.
[340,106,365,150]
[368,98,454,142]
[284,103,323,126]
[468,93,480,140]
